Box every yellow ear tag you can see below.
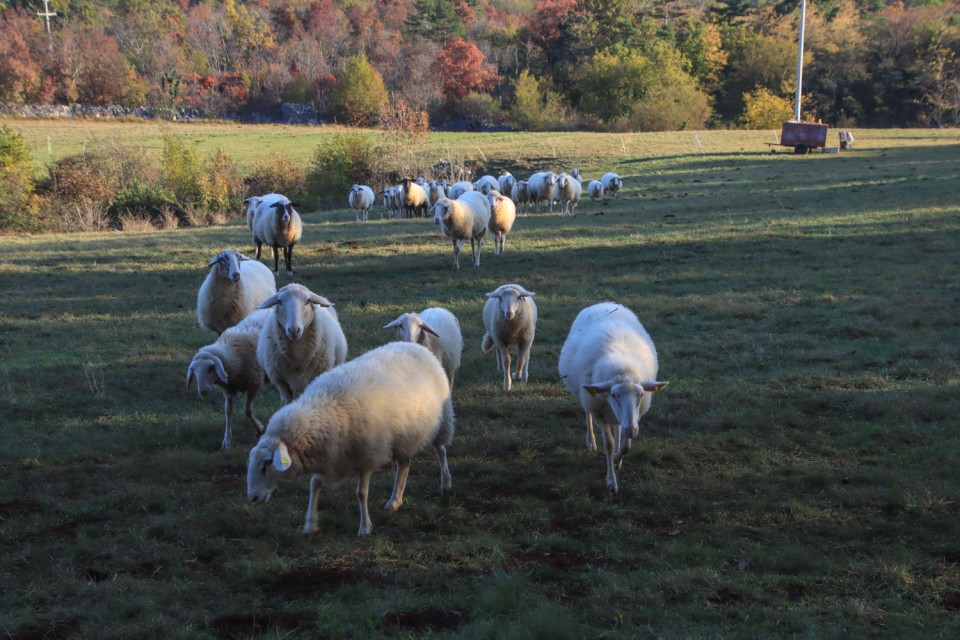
[279,450,291,466]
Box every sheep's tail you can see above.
[481,333,494,353]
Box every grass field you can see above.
[1,124,959,639]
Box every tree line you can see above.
[1,0,957,130]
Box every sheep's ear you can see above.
[273,440,292,472]
[584,382,613,396]
[484,291,500,299]
[243,197,258,205]
[383,317,402,330]
[288,202,300,208]
[419,321,440,337]
[237,252,251,261]
[186,364,195,388]
[518,289,536,298]
[307,294,333,307]
[270,202,284,211]
[211,356,228,384]
[257,293,281,309]
[207,254,221,267]
[642,381,669,392]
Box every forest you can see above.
[1,0,958,130]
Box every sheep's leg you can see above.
[435,400,454,491]
[595,414,619,494]
[385,459,410,512]
[451,239,463,270]
[303,474,322,535]
[221,396,233,450]
[585,413,597,450]
[254,239,263,261]
[284,245,294,277]
[356,470,374,537]
[614,436,632,468]
[244,388,264,435]
[272,246,281,276]
[276,381,294,405]
[501,347,512,391]
[517,342,532,383]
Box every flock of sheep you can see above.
[188,167,665,537]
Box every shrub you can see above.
[199,149,244,219]
[741,87,793,129]
[244,152,308,204]
[0,124,41,232]
[331,54,389,126]
[457,92,504,127]
[306,133,385,207]
[509,70,569,131]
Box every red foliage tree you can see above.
[436,37,497,106]
[526,0,577,52]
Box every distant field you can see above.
[1,125,959,639]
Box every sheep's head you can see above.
[486,285,535,321]
[258,284,334,341]
[545,172,558,187]
[384,312,439,344]
[433,200,452,226]
[270,200,299,226]
[186,353,228,397]
[247,436,293,503]
[583,379,668,440]
[243,196,261,217]
[207,249,248,284]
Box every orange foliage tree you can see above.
[435,37,497,107]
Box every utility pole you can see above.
[793,0,807,122]
[37,0,58,48]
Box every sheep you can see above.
[486,190,516,256]
[383,307,463,387]
[481,283,537,391]
[587,180,605,201]
[400,177,430,218]
[571,168,583,184]
[348,184,375,222]
[498,171,516,196]
[427,180,446,207]
[253,194,303,277]
[244,196,262,231]
[473,175,500,195]
[553,173,582,217]
[382,186,403,219]
[557,302,668,495]
[528,171,558,212]
[187,309,270,449]
[432,191,491,270]
[197,248,277,336]
[246,341,454,537]
[256,283,348,404]
[447,181,474,200]
[511,180,532,214]
[601,172,623,198]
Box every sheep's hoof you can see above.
[220,440,230,450]
[384,499,402,512]
[357,526,372,538]
[302,524,319,537]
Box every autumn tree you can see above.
[436,37,497,107]
[509,70,568,131]
[331,53,389,126]
[71,29,148,106]
[740,87,792,129]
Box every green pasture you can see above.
[1,127,959,639]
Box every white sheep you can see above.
[382,186,402,219]
[244,196,262,231]
[432,191,491,270]
[427,180,446,207]
[601,172,623,198]
[187,309,270,449]
[383,307,463,387]
[498,171,516,196]
[256,283,348,404]
[481,283,537,391]
[486,190,516,256]
[473,175,500,195]
[447,181,474,200]
[528,171,558,212]
[400,177,430,218]
[553,173,582,217]
[253,194,303,277]
[587,180,605,201]
[511,180,532,214]
[246,341,454,537]
[348,184,375,222]
[197,248,277,335]
[557,302,668,495]
[571,168,583,184]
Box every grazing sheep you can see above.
[427,180,446,207]
[473,175,500,195]
[447,181,474,200]
[498,171,516,196]
[528,171,558,212]
[188,309,270,449]
[511,180,532,214]
[384,307,463,387]
[587,180,605,201]
[486,190,516,256]
[246,341,454,537]
[432,191,491,270]
[256,284,348,404]
[557,302,668,495]
[553,173,582,217]
[601,172,623,198]
[481,283,537,391]
[244,196,262,231]
[400,177,430,218]
[348,184,375,222]
[197,248,277,335]
[253,194,303,277]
